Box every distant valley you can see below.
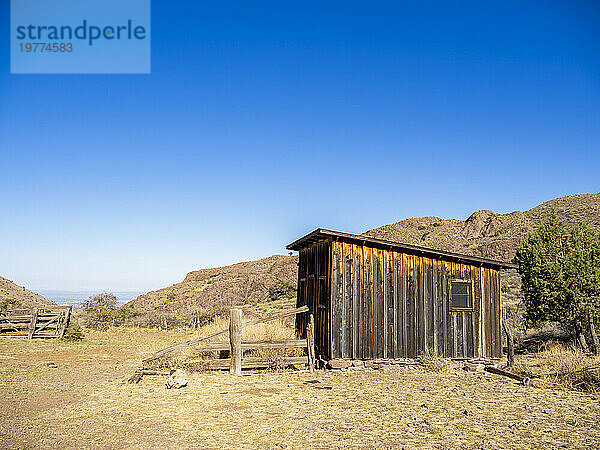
[38,290,142,307]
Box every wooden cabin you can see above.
[287,229,516,361]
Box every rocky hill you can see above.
[364,193,600,262]
[125,255,298,319]
[126,193,599,316]
[0,276,56,310]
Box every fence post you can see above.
[306,313,315,372]
[28,309,39,340]
[229,308,242,375]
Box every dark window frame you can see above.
[448,279,474,312]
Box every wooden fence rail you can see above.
[140,306,314,374]
[0,306,72,340]
[142,305,309,364]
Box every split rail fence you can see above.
[139,305,315,376]
[0,306,72,339]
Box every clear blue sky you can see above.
[1,1,599,292]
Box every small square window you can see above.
[449,280,473,311]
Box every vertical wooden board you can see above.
[381,250,388,359]
[356,245,365,359]
[404,255,412,358]
[322,243,333,357]
[431,259,437,355]
[351,244,360,359]
[493,269,502,358]
[342,243,353,359]
[497,270,503,358]
[425,257,434,353]
[393,252,402,358]
[441,262,449,357]
[464,265,474,358]
[372,249,381,358]
[390,251,400,358]
[488,267,496,358]
[447,262,456,358]
[479,267,486,357]
[420,257,427,354]
[331,243,340,358]
[434,260,444,356]
[385,250,394,359]
[407,255,417,358]
[401,253,408,357]
[364,246,373,359]
[326,242,333,360]
[484,268,492,357]
[473,266,481,358]
[413,256,424,356]
[455,263,464,358]
[295,250,306,335]
[316,243,324,359]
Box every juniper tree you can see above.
[516,213,600,353]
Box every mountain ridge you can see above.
[126,193,599,315]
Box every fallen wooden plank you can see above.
[195,339,308,353]
[242,339,307,350]
[187,356,309,370]
[484,365,526,382]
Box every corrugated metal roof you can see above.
[286,228,517,269]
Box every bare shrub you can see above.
[514,342,600,393]
[417,349,452,373]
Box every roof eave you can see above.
[286,228,517,270]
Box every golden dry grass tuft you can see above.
[514,342,600,393]
[417,349,453,373]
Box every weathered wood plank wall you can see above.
[295,240,332,359]
[327,240,502,359]
[296,239,503,360]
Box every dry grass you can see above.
[417,349,453,373]
[1,328,600,448]
[149,315,302,370]
[514,342,600,393]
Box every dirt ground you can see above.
[1,329,599,449]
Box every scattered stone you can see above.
[47,362,57,369]
[463,362,485,372]
[522,377,535,387]
[327,359,352,370]
[165,369,188,389]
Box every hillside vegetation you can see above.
[126,193,599,318]
[364,193,600,262]
[0,276,55,310]
[125,255,298,321]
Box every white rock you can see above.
[165,369,188,389]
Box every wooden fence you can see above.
[0,306,72,339]
[140,306,314,375]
